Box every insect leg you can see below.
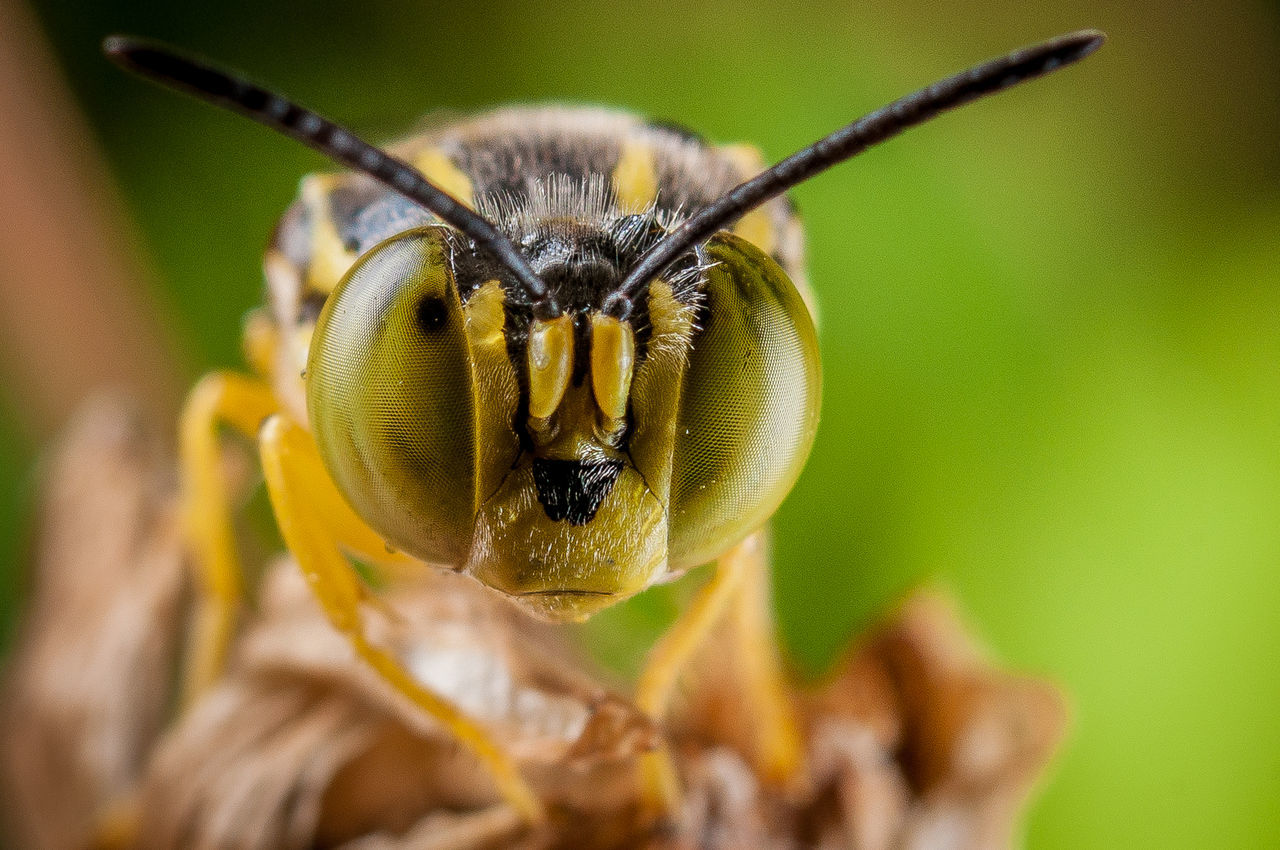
[178,370,278,705]
[633,529,802,809]
[719,528,803,785]
[632,532,756,812]
[288,431,424,617]
[258,414,544,823]
[634,535,753,718]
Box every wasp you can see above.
[105,29,1103,822]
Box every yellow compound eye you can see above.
[306,227,476,565]
[666,233,821,571]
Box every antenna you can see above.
[605,29,1105,318]
[104,36,561,319]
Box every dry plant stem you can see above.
[0,0,184,437]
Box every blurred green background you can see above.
[2,0,1279,845]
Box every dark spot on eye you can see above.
[416,296,448,331]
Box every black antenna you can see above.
[103,36,560,319]
[605,29,1105,318]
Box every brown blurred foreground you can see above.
[1,399,1066,849]
[0,2,184,439]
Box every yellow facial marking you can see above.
[526,314,574,420]
[627,280,696,504]
[642,279,698,366]
[464,281,522,505]
[413,148,475,209]
[719,144,777,255]
[301,175,358,294]
[464,279,506,345]
[590,313,635,421]
[612,140,659,211]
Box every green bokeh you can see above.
[0,403,32,655]
[5,0,1280,846]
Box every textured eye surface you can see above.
[667,233,821,570]
[307,227,475,565]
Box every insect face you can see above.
[307,217,820,622]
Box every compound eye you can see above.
[306,227,476,564]
[667,233,821,570]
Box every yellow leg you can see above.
[723,532,803,785]
[635,537,751,719]
[633,529,803,810]
[633,533,752,815]
[296,445,419,574]
[178,371,278,704]
[89,795,139,850]
[258,414,543,823]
